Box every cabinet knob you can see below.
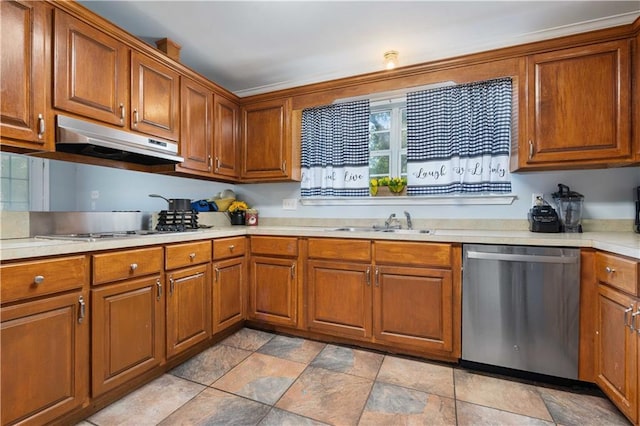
[605,266,615,274]
[229,245,235,252]
[189,253,196,260]
[34,275,45,285]
[130,263,138,271]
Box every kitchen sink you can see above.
[328,227,432,234]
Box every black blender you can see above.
[552,184,584,233]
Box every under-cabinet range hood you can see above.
[56,115,184,165]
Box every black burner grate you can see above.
[156,210,198,232]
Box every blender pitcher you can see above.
[552,184,584,233]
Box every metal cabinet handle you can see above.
[37,113,45,139]
[208,155,212,171]
[169,276,175,295]
[636,308,640,335]
[34,275,45,285]
[291,263,296,278]
[528,140,534,160]
[119,103,125,123]
[375,267,380,287]
[156,279,162,300]
[631,309,640,333]
[282,160,287,173]
[216,157,221,171]
[130,263,138,271]
[624,306,634,328]
[133,109,139,127]
[605,266,616,274]
[189,253,196,260]
[78,296,86,323]
[365,267,371,286]
[214,266,220,282]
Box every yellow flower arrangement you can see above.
[370,176,407,195]
[227,200,249,213]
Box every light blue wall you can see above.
[49,158,639,221]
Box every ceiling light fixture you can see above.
[383,50,399,70]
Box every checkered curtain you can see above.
[301,100,370,197]
[406,78,512,195]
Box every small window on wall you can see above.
[0,153,49,211]
[369,99,407,180]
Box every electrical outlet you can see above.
[531,193,544,207]
[282,198,298,210]
[91,190,100,199]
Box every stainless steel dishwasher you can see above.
[462,244,580,380]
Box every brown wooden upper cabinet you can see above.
[0,0,52,151]
[53,9,129,127]
[130,51,180,141]
[177,76,214,173]
[214,95,241,179]
[518,39,633,170]
[241,97,300,181]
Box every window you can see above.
[369,99,407,180]
[0,153,49,211]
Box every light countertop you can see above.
[2,226,639,261]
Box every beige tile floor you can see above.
[79,328,631,426]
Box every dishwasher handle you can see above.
[466,250,578,264]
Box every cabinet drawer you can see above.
[166,240,212,270]
[375,241,451,267]
[596,251,638,296]
[1,256,87,304]
[308,238,371,262]
[213,236,246,260]
[251,236,298,257]
[93,247,163,285]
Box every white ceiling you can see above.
[78,1,640,98]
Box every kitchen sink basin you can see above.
[328,227,432,234]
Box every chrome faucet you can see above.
[385,213,401,229]
[404,211,413,230]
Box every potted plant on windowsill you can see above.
[370,176,407,196]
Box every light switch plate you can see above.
[282,198,298,210]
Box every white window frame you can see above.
[369,98,406,180]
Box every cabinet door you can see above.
[525,40,632,166]
[91,275,164,397]
[131,51,180,141]
[1,0,50,149]
[249,256,297,326]
[307,260,372,339]
[595,284,637,423]
[178,77,213,173]
[53,9,128,126]
[374,266,453,353]
[241,98,292,180]
[166,264,212,358]
[213,257,245,333]
[1,291,88,425]
[213,95,240,179]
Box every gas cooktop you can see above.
[35,229,198,242]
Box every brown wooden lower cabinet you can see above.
[595,283,638,424]
[166,263,212,358]
[213,257,245,333]
[249,256,298,326]
[91,275,164,397]
[374,265,453,352]
[1,290,89,425]
[307,260,372,339]
[305,238,459,359]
